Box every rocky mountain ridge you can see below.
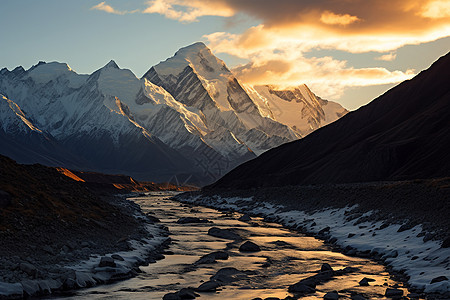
[0,42,347,185]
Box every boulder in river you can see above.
[239,241,261,252]
[178,288,198,299]
[321,263,333,272]
[208,227,241,240]
[289,266,336,294]
[271,240,295,248]
[385,288,403,298]
[196,251,229,264]
[176,217,210,224]
[163,292,179,300]
[288,281,316,294]
[324,291,339,300]
[211,251,229,260]
[359,278,370,286]
[210,267,247,284]
[238,214,251,221]
[314,270,334,282]
[351,294,367,300]
[196,280,220,292]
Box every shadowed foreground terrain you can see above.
[0,155,173,296]
[0,155,143,269]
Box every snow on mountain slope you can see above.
[0,62,203,182]
[26,61,87,88]
[0,60,253,183]
[246,84,348,136]
[94,60,251,161]
[0,94,42,133]
[0,42,348,183]
[0,94,93,169]
[143,42,299,154]
[151,42,232,111]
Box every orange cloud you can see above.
[420,0,450,19]
[139,0,450,50]
[320,10,361,26]
[231,55,415,99]
[143,0,234,22]
[92,1,450,101]
[375,53,397,61]
[198,1,449,100]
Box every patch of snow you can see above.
[0,95,42,133]
[247,84,347,136]
[26,61,87,88]
[180,195,450,294]
[0,282,23,298]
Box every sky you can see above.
[0,1,449,110]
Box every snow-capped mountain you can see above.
[210,51,450,189]
[0,42,347,185]
[0,62,198,182]
[245,84,348,137]
[143,42,303,154]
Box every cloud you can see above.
[91,1,449,101]
[142,0,234,22]
[320,10,361,26]
[90,2,138,15]
[142,0,450,52]
[420,0,450,18]
[198,1,449,99]
[375,53,397,61]
[231,55,415,99]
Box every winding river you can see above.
[62,192,414,299]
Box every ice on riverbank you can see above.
[0,197,170,299]
[179,195,450,294]
[68,222,169,284]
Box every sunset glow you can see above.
[97,0,450,108]
[1,1,449,109]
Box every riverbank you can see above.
[176,180,450,298]
[0,156,171,299]
[0,192,171,299]
[64,193,416,300]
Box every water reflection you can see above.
[63,192,413,299]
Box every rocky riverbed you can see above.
[0,155,174,299]
[60,192,424,300]
[0,193,170,299]
[176,189,450,299]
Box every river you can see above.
[62,192,413,299]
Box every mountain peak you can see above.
[24,62,76,85]
[151,41,227,80]
[175,42,210,56]
[104,60,119,69]
[27,61,47,72]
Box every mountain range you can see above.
[0,42,347,185]
[209,51,450,189]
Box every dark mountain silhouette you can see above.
[209,52,450,189]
